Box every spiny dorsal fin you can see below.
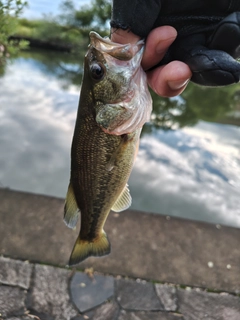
[63,182,80,229]
[111,184,132,212]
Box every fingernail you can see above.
[168,79,189,90]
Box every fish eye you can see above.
[90,63,105,80]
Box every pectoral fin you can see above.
[111,184,132,212]
[64,183,80,229]
[106,134,134,171]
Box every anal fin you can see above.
[111,184,132,212]
[68,231,111,266]
[64,182,80,229]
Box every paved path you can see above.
[1,189,240,319]
[1,256,240,320]
[1,188,240,293]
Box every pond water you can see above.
[0,49,240,227]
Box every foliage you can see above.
[59,0,111,36]
[15,0,111,54]
[17,17,89,55]
[0,0,28,69]
[19,16,83,44]
[17,18,46,37]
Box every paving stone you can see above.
[30,264,77,320]
[70,312,94,320]
[0,257,33,289]
[0,285,26,318]
[6,317,35,320]
[92,301,119,320]
[25,310,54,320]
[70,272,114,313]
[118,310,184,320]
[155,284,178,311]
[115,278,163,311]
[177,288,240,320]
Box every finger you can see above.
[111,28,140,44]
[142,26,177,70]
[147,61,192,97]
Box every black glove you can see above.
[111,0,240,86]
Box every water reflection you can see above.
[145,83,240,133]
[17,50,85,88]
[0,52,79,197]
[0,50,240,227]
[130,123,240,226]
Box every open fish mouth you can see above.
[89,31,145,76]
[89,31,144,61]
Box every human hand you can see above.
[158,12,240,86]
[111,0,240,87]
[111,26,192,97]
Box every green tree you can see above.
[15,0,111,55]
[59,0,111,36]
[0,0,28,72]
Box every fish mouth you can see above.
[89,31,144,61]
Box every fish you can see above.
[64,31,152,266]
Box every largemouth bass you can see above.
[64,31,152,266]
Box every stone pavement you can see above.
[1,188,240,320]
[1,188,240,293]
[1,256,240,320]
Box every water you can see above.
[1,49,240,228]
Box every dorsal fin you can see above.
[111,184,132,212]
[63,182,80,229]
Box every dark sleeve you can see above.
[110,0,162,38]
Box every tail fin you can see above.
[68,231,111,266]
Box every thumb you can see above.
[111,28,141,44]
